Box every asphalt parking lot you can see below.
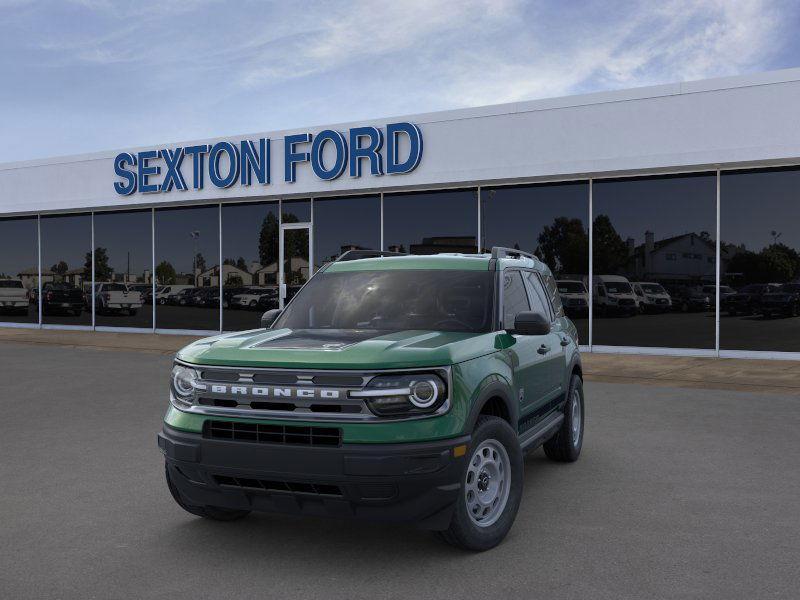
[1,343,798,599]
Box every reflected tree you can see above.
[592,214,629,274]
[156,261,177,285]
[51,261,68,276]
[536,217,589,275]
[85,247,112,282]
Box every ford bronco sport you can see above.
[158,248,584,551]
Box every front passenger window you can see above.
[502,271,531,330]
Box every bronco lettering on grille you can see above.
[208,385,341,399]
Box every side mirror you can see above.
[511,311,551,336]
[260,308,282,329]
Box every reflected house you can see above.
[254,262,278,286]
[197,264,253,287]
[627,231,716,284]
[392,236,478,255]
[17,267,54,290]
[253,258,309,287]
[62,268,85,287]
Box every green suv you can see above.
[158,248,584,551]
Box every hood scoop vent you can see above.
[251,329,385,350]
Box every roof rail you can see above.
[490,246,538,261]
[334,249,407,262]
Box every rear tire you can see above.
[437,416,523,551]
[543,374,584,463]
[165,463,250,522]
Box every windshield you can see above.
[0,280,23,288]
[641,284,665,294]
[605,282,632,294]
[558,282,585,294]
[274,270,495,333]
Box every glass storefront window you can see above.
[383,189,478,254]
[154,206,220,331]
[592,174,717,349]
[92,210,153,329]
[481,182,589,342]
[220,201,279,331]
[721,168,800,352]
[312,195,380,269]
[282,199,311,223]
[40,214,92,326]
[0,217,39,324]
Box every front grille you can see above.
[204,420,342,447]
[618,298,635,306]
[213,475,343,497]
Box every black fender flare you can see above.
[464,377,518,433]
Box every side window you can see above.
[502,271,531,330]
[539,270,563,319]
[522,271,551,319]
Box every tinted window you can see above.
[282,199,311,223]
[384,190,478,254]
[721,168,800,352]
[482,182,588,340]
[521,271,550,318]
[93,210,152,329]
[155,206,219,331]
[593,174,717,349]
[502,271,530,329]
[313,195,380,268]
[40,214,92,325]
[220,201,278,331]
[0,217,38,324]
[274,270,494,333]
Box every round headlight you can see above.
[409,379,439,408]
[171,365,198,399]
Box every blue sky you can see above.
[1,0,798,163]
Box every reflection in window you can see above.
[313,195,380,269]
[384,190,478,255]
[93,210,153,329]
[0,217,39,324]
[592,174,717,349]
[220,202,279,331]
[502,271,530,328]
[282,199,311,223]
[721,168,800,352]
[40,214,92,326]
[482,182,589,342]
[155,206,219,331]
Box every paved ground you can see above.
[1,342,798,599]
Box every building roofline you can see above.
[3,67,800,171]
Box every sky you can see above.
[1,0,799,163]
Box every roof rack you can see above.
[490,246,538,261]
[334,249,407,262]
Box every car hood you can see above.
[177,328,503,369]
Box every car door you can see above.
[522,270,566,408]
[500,270,555,421]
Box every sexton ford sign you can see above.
[112,122,423,196]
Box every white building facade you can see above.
[2,68,800,358]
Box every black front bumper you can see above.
[158,425,469,530]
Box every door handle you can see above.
[537,344,550,355]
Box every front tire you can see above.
[438,416,523,551]
[165,463,250,522]
[544,374,585,462]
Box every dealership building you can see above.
[1,68,800,359]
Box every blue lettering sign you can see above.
[113,123,421,195]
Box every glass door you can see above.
[279,223,311,309]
